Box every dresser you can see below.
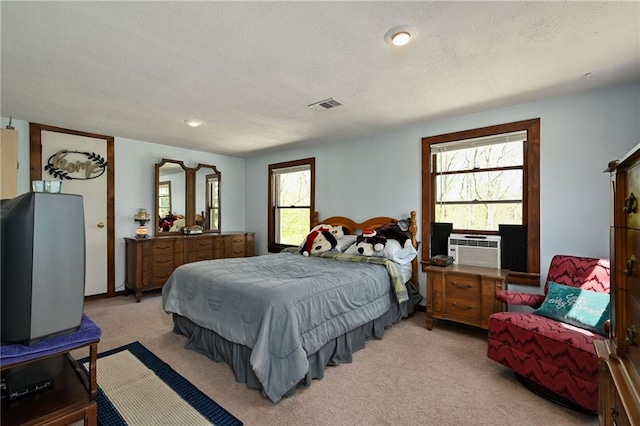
[595,144,640,425]
[125,232,255,302]
[423,264,508,330]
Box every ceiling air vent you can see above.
[308,98,343,111]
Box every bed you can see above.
[161,211,421,403]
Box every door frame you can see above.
[29,123,116,297]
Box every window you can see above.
[422,119,540,283]
[268,158,315,253]
[158,181,172,218]
[432,131,525,231]
[205,173,219,231]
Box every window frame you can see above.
[205,173,220,231]
[267,157,315,253]
[421,119,540,284]
[158,180,172,218]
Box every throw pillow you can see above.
[534,281,610,336]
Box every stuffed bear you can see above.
[376,222,410,248]
[299,228,338,256]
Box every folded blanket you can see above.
[0,314,102,367]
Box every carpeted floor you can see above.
[75,291,599,426]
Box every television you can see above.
[1,192,86,345]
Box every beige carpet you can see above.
[76,291,598,426]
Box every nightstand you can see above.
[424,264,509,330]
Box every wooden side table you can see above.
[424,264,509,330]
[1,316,100,426]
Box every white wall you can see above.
[1,118,246,292]
[245,82,640,298]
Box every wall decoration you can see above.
[44,149,107,180]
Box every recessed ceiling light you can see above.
[184,119,203,127]
[391,32,411,46]
[384,26,416,47]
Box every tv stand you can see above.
[1,316,101,426]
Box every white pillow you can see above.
[334,234,357,253]
[381,239,417,264]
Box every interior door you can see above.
[30,124,115,297]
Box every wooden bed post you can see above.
[409,211,418,286]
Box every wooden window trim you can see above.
[159,180,172,217]
[421,118,540,284]
[267,158,315,253]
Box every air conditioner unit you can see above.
[448,233,501,269]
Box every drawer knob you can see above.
[623,192,637,213]
[452,301,473,310]
[623,255,635,277]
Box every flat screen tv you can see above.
[1,192,85,345]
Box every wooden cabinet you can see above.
[423,264,508,330]
[596,144,640,425]
[1,128,18,199]
[125,232,255,302]
[1,341,98,426]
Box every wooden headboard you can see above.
[312,211,419,286]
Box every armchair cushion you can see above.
[495,290,546,308]
[488,311,605,412]
[534,282,610,336]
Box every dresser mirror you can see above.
[195,164,221,231]
[155,159,221,235]
[156,159,188,234]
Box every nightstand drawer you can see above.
[445,274,481,296]
[444,294,482,323]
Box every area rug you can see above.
[79,341,242,426]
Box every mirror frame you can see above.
[155,159,221,235]
[194,163,221,232]
[155,159,189,235]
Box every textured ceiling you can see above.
[1,1,639,158]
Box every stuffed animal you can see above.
[310,223,348,240]
[376,222,410,248]
[352,228,387,256]
[299,228,338,256]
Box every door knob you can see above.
[97,222,105,228]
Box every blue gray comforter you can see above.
[161,251,400,403]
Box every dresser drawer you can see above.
[152,241,174,257]
[152,254,174,268]
[444,294,482,323]
[193,250,215,262]
[445,274,481,297]
[191,237,220,251]
[150,266,173,287]
[228,246,246,258]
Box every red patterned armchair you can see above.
[487,255,610,413]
